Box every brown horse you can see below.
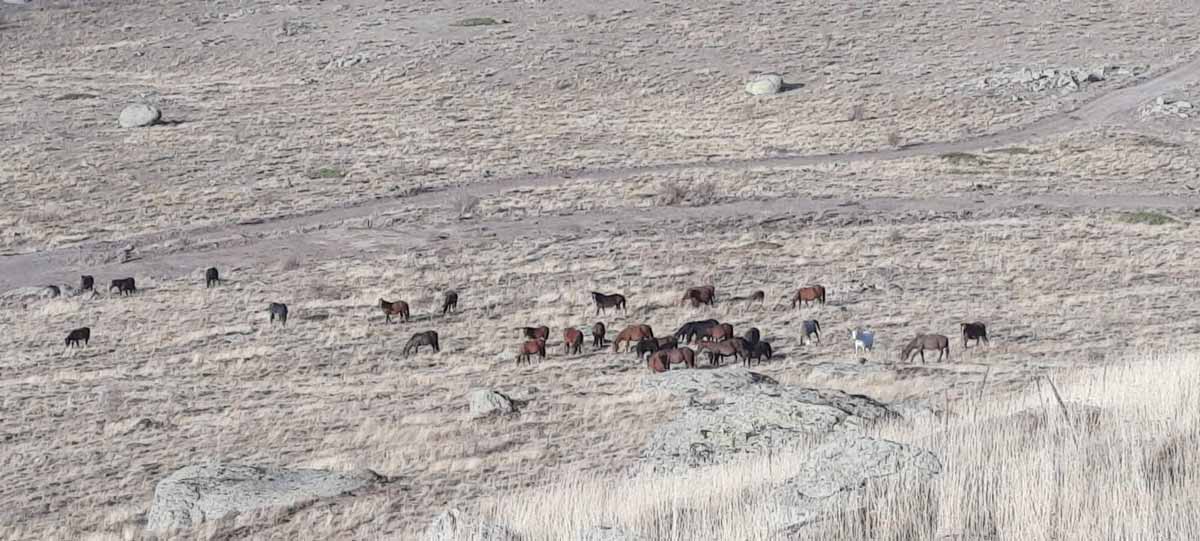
[674,319,719,343]
[563,328,584,355]
[704,323,735,342]
[613,324,654,352]
[791,285,826,308]
[517,338,546,365]
[696,339,749,366]
[519,325,551,341]
[403,330,440,356]
[900,334,950,363]
[441,291,459,315]
[591,292,627,315]
[379,298,410,323]
[592,322,606,350]
[961,322,989,349]
[652,347,697,369]
[647,352,669,373]
[681,285,716,307]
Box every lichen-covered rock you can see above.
[745,74,783,96]
[118,103,161,128]
[467,389,515,418]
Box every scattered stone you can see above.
[745,73,783,96]
[118,104,161,128]
[327,53,373,69]
[981,64,1145,95]
[423,506,519,541]
[467,389,515,419]
[145,463,384,532]
[1141,96,1196,119]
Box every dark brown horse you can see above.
[403,330,440,356]
[519,325,551,341]
[80,275,94,292]
[205,267,220,288]
[563,328,584,355]
[961,322,989,349]
[746,341,773,366]
[591,292,627,315]
[651,347,697,369]
[901,334,950,363]
[613,324,654,352]
[742,327,761,346]
[681,285,716,307]
[635,337,660,360]
[268,303,288,326]
[704,323,735,342]
[696,339,749,366]
[517,338,546,365]
[379,298,410,323]
[109,277,137,296]
[65,327,90,348]
[441,291,458,315]
[791,285,826,308]
[673,319,719,343]
[592,322,606,350]
[801,319,821,344]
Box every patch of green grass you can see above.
[1117,211,1178,226]
[306,167,346,180]
[939,152,991,166]
[451,17,502,27]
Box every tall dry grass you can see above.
[480,351,1200,540]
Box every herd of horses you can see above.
[55,270,991,369]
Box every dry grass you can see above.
[479,351,1200,540]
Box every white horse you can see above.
[851,328,875,354]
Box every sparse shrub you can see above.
[691,179,719,205]
[452,17,501,27]
[657,181,686,206]
[886,131,903,148]
[306,167,345,180]
[1118,211,1177,226]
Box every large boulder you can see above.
[468,389,516,419]
[118,103,161,128]
[145,463,384,532]
[745,73,783,96]
[424,506,520,541]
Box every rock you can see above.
[0,286,62,304]
[145,463,383,532]
[424,506,519,541]
[118,103,161,128]
[1157,96,1171,106]
[3,0,32,5]
[1177,101,1193,110]
[639,366,777,396]
[745,73,783,96]
[467,389,515,419]
[577,525,646,540]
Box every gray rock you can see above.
[745,74,783,96]
[0,285,62,303]
[3,0,32,5]
[467,389,515,419]
[145,463,383,532]
[639,366,777,396]
[424,506,520,541]
[577,525,646,541]
[118,103,161,128]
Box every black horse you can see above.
[80,275,95,292]
[268,303,289,326]
[590,292,627,315]
[404,330,440,356]
[205,267,220,288]
[109,278,136,296]
[65,327,90,348]
[442,291,459,315]
[673,319,719,343]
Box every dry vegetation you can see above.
[3,0,1200,539]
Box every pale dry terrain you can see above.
[3,0,1200,540]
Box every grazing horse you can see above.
[80,275,94,292]
[65,327,90,348]
[681,285,716,307]
[379,298,410,323]
[647,352,669,373]
[403,330,440,356]
[205,267,220,288]
[517,338,546,365]
[109,277,136,296]
[704,323,735,342]
[518,325,551,341]
[441,291,459,315]
[801,319,822,345]
[269,303,289,326]
[613,324,654,353]
[45,285,60,298]
[673,319,719,343]
[749,290,765,304]
[743,327,761,346]
[696,339,749,366]
[563,328,584,355]
[591,292,627,315]
[655,336,678,351]
[592,322,606,350]
[901,334,950,363]
[661,347,697,369]
[852,328,874,353]
[961,322,989,349]
[635,337,661,360]
[746,341,773,365]
[791,285,826,308]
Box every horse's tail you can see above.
[814,320,821,334]
[820,289,826,304]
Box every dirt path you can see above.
[4,54,1200,291]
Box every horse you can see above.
[791,285,826,308]
[441,291,458,315]
[269,303,289,326]
[592,322,606,350]
[518,325,550,341]
[696,339,749,366]
[517,338,546,365]
[852,328,874,353]
[673,319,719,343]
[704,323,734,342]
[635,337,660,360]
[205,267,220,288]
[660,347,697,369]
[613,324,654,353]
[961,322,989,349]
[563,328,584,355]
[591,292,627,315]
[746,341,773,366]
[681,285,716,307]
[801,319,822,345]
[65,327,90,348]
[647,352,669,373]
[901,334,950,363]
[655,336,678,351]
[109,277,136,296]
[743,327,761,346]
[379,298,410,323]
[80,275,94,292]
[404,330,440,356]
